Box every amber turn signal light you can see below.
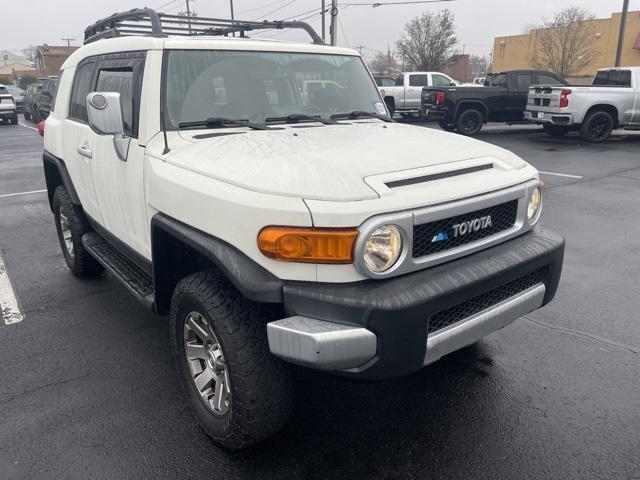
[258,227,358,263]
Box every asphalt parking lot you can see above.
[1,117,639,480]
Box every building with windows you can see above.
[492,10,640,83]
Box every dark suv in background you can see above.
[23,77,58,122]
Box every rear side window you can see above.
[50,74,63,113]
[516,73,532,90]
[409,74,428,87]
[69,61,97,122]
[96,68,134,136]
[538,74,563,86]
[593,70,632,86]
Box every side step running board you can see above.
[82,232,155,310]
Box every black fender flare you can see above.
[150,213,283,314]
[43,151,81,212]
[454,100,489,121]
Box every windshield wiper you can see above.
[178,117,271,131]
[265,114,337,125]
[330,110,394,123]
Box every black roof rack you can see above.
[84,8,324,45]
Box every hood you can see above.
[165,122,527,201]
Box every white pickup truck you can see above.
[379,71,457,117]
[525,67,640,142]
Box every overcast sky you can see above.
[3,0,638,58]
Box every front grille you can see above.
[427,269,546,335]
[412,200,518,258]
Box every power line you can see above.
[237,0,291,15]
[256,0,299,20]
[341,0,455,5]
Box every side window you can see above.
[50,74,63,113]
[538,74,563,86]
[409,74,428,87]
[96,67,135,136]
[395,75,404,86]
[615,70,632,87]
[432,74,453,86]
[516,73,532,90]
[69,61,96,123]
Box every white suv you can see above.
[43,9,564,449]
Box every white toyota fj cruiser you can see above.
[43,9,564,449]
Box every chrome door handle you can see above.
[77,145,93,159]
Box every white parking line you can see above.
[18,122,38,132]
[0,189,47,199]
[0,251,24,325]
[538,170,583,179]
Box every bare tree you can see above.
[469,54,490,78]
[21,45,38,64]
[395,10,457,71]
[530,7,598,78]
[368,49,399,75]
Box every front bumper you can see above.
[268,227,564,380]
[524,110,573,126]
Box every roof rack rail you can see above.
[84,7,324,45]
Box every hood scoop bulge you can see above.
[385,164,493,189]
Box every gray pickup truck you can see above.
[525,67,640,142]
[0,85,18,125]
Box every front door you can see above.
[88,52,151,260]
[508,72,533,120]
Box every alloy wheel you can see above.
[183,311,231,416]
[59,212,74,256]
[588,114,612,140]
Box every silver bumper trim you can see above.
[424,283,546,365]
[267,316,377,370]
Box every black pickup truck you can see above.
[423,70,566,135]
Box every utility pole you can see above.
[321,0,326,43]
[185,0,192,35]
[356,45,365,55]
[230,0,235,20]
[615,0,630,67]
[61,38,75,47]
[330,0,338,46]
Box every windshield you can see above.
[164,50,384,127]
[6,86,24,96]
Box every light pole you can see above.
[615,0,630,67]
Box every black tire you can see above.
[170,270,294,449]
[543,124,569,138]
[23,110,31,121]
[439,120,456,132]
[33,107,41,123]
[456,109,484,135]
[10,114,18,125]
[580,110,614,143]
[52,186,103,277]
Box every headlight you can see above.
[527,185,543,224]
[363,225,402,273]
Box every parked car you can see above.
[22,81,41,121]
[23,77,57,122]
[422,70,567,135]
[525,67,640,142]
[380,71,458,117]
[44,8,564,449]
[5,85,25,113]
[0,85,18,125]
